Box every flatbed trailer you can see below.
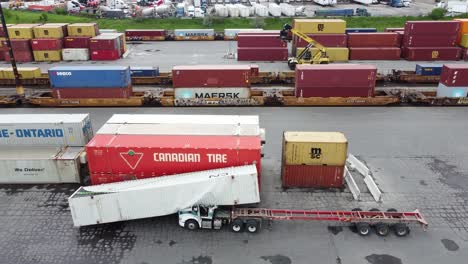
[179,205,428,237]
[27,92,149,107]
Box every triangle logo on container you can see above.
[120,150,144,170]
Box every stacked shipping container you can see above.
[237,31,288,61]
[125,29,166,41]
[66,23,98,61]
[282,132,347,188]
[48,66,132,99]
[455,19,468,60]
[90,34,121,60]
[1,24,38,62]
[402,21,462,61]
[348,33,401,60]
[87,114,263,186]
[31,24,66,62]
[437,64,468,98]
[292,19,348,62]
[295,64,376,98]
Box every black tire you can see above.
[184,219,199,231]
[246,219,259,233]
[375,223,390,237]
[351,208,362,211]
[356,222,371,236]
[386,208,398,212]
[369,208,380,212]
[230,218,244,233]
[393,223,409,237]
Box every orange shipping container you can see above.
[282,165,344,188]
[455,19,468,43]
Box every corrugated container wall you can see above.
[403,47,462,61]
[237,35,286,47]
[48,66,131,88]
[436,83,468,98]
[293,19,346,34]
[130,67,159,77]
[0,114,93,147]
[402,34,457,47]
[440,64,468,87]
[347,33,401,47]
[33,50,62,61]
[296,47,349,62]
[293,34,347,48]
[349,47,401,60]
[0,67,41,79]
[31,39,63,51]
[455,19,468,43]
[282,165,344,188]
[237,47,288,61]
[106,114,260,125]
[62,48,89,61]
[0,147,83,184]
[64,36,90,49]
[174,29,215,40]
[86,134,262,185]
[1,50,33,62]
[174,87,251,99]
[90,50,121,61]
[404,21,460,36]
[33,24,67,39]
[0,24,14,37]
[415,64,443,76]
[283,132,348,166]
[53,87,132,99]
[345,28,377,33]
[125,29,166,41]
[172,65,252,88]
[67,23,99,37]
[7,24,40,39]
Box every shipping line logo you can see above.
[120,150,144,170]
[0,128,64,138]
[54,72,72,76]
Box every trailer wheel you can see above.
[369,208,380,212]
[184,219,199,231]
[386,208,397,212]
[375,223,390,237]
[230,219,244,233]
[246,219,259,233]
[393,223,409,237]
[351,208,362,211]
[356,223,371,236]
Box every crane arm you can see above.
[290,29,327,53]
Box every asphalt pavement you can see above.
[1,107,467,264]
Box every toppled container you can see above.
[69,165,260,227]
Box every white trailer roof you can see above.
[69,165,260,226]
[106,114,259,125]
[0,147,84,160]
[0,114,89,124]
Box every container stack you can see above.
[292,19,348,62]
[348,33,401,60]
[0,24,13,61]
[437,64,468,98]
[48,66,132,99]
[31,24,66,62]
[282,132,348,188]
[295,64,376,98]
[0,67,41,80]
[0,114,93,184]
[125,29,166,41]
[90,34,122,60]
[237,32,288,61]
[171,65,257,100]
[402,21,462,61]
[87,114,263,186]
[64,23,98,61]
[2,24,39,62]
[455,19,468,60]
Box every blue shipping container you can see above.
[130,67,160,77]
[415,64,443,76]
[48,66,131,88]
[346,28,377,33]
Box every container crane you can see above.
[280,24,330,70]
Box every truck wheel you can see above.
[375,223,390,237]
[356,223,371,236]
[351,208,362,211]
[393,223,409,237]
[246,219,259,233]
[230,219,244,233]
[184,219,199,231]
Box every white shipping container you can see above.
[69,165,260,227]
[62,49,90,61]
[224,28,262,39]
[0,114,93,147]
[352,0,372,5]
[0,147,84,183]
[174,87,251,99]
[106,114,259,126]
[436,83,468,98]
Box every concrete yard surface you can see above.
[0,107,467,264]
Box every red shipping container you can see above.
[385,27,404,32]
[403,47,462,61]
[237,47,288,61]
[440,64,468,87]
[90,49,121,60]
[295,64,376,91]
[349,47,401,60]
[125,29,166,41]
[86,134,262,185]
[282,165,344,188]
[237,30,280,36]
[64,36,90,48]
[293,34,347,48]
[31,38,63,51]
[90,35,120,50]
[237,35,286,47]
[1,39,31,52]
[172,65,252,88]
[402,34,457,47]
[2,50,34,62]
[0,51,4,61]
[52,86,132,99]
[404,21,460,35]
[347,33,400,47]
[464,48,468,61]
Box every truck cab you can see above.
[178,205,229,230]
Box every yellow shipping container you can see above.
[283,132,348,166]
[33,50,62,62]
[7,24,40,39]
[296,47,349,62]
[293,19,346,34]
[67,23,98,37]
[1,67,42,79]
[33,25,65,39]
[460,34,468,48]
[0,37,5,48]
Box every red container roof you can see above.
[296,64,376,71]
[88,134,261,150]
[173,65,252,70]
